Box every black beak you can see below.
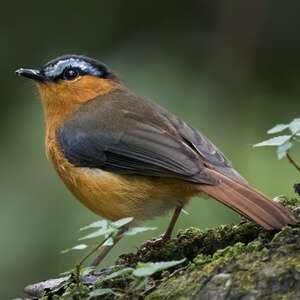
[15,68,44,82]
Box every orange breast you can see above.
[46,134,199,223]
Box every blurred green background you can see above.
[2,1,300,298]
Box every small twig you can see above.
[91,226,127,267]
[293,137,300,143]
[286,152,300,173]
[75,236,111,291]
[168,263,189,279]
[132,277,145,290]
[74,226,128,293]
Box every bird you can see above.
[16,54,298,266]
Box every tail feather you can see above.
[200,169,298,230]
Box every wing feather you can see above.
[57,90,242,184]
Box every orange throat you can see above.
[36,75,120,134]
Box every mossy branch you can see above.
[23,197,300,300]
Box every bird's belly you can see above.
[47,139,199,222]
[60,167,197,221]
[61,167,199,222]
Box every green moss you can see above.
[271,226,300,246]
[94,271,135,290]
[52,296,63,300]
[246,240,262,252]
[213,242,245,260]
[148,238,299,299]
[28,197,299,300]
[118,219,270,271]
[280,291,298,300]
[193,253,212,266]
[146,197,299,299]
[59,282,89,299]
[161,270,170,278]
[233,271,256,290]
[275,196,300,210]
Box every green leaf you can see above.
[103,237,114,246]
[124,226,157,236]
[79,227,114,240]
[133,258,185,277]
[80,220,108,231]
[60,266,95,276]
[253,135,292,147]
[88,288,113,298]
[135,277,149,291]
[182,208,190,215]
[277,141,293,160]
[60,268,76,276]
[60,244,88,254]
[80,266,96,276]
[97,267,134,283]
[289,118,300,135]
[111,217,134,228]
[267,124,289,134]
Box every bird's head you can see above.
[16,55,121,122]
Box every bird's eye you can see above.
[63,68,79,81]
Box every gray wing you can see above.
[162,113,246,182]
[57,90,244,184]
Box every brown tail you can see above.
[200,169,299,230]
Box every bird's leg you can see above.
[141,206,183,249]
[91,225,128,267]
[162,206,182,241]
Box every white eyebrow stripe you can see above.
[44,58,102,77]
